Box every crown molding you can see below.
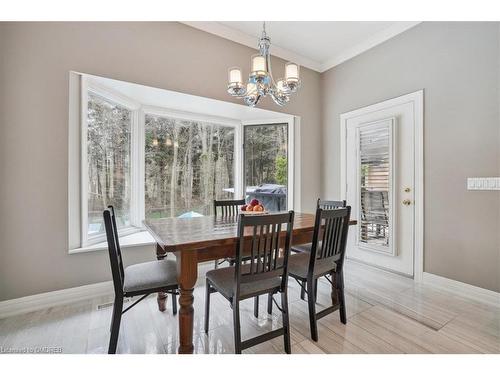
[182,21,422,73]
[181,21,323,72]
[319,21,421,72]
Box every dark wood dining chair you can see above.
[292,198,346,254]
[204,211,295,354]
[214,198,246,217]
[213,199,246,269]
[317,198,346,210]
[288,206,351,341]
[103,206,179,354]
[291,199,347,300]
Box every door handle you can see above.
[402,199,412,206]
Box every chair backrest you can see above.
[103,206,125,296]
[309,206,351,274]
[233,211,295,297]
[214,199,246,217]
[317,198,346,210]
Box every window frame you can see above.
[80,78,142,247]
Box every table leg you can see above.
[156,243,168,312]
[176,250,198,354]
[157,293,167,312]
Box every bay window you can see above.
[69,74,296,251]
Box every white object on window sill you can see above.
[68,231,156,254]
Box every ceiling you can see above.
[183,21,420,72]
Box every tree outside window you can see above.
[86,93,132,237]
[144,114,235,219]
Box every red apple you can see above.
[241,205,247,211]
[250,199,259,206]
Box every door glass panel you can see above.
[244,124,288,212]
[358,122,392,252]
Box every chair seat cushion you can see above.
[206,265,282,300]
[291,241,322,254]
[291,243,312,253]
[288,252,336,280]
[124,259,178,294]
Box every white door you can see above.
[341,92,423,276]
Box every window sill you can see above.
[68,231,156,254]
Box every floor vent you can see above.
[97,298,130,310]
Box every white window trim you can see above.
[142,105,242,128]
[68,231,156,255]
[80,78,142,247]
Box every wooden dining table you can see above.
[144,212,357,354]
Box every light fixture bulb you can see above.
[228,67,242,84]
[227,67,246,97]
[251,55,267,73]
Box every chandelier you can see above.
[227,22,301,107]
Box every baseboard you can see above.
[422,272,500,308]
[346,260,499,308]
[0,281,113,319]
[345,257,415,280]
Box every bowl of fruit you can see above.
[241,199,267,215]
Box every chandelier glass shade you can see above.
[227,22,301,107]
